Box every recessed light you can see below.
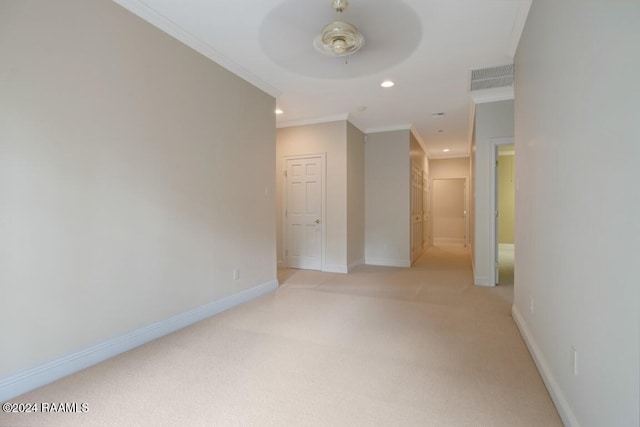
[275,108,284,115]
[356,105,367,112]
[381,80,394,88]
[432,112,445,118]
[443,149,450,152]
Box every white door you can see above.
[285,156,323,270]
[411,163,424,263]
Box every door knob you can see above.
[315,219,320,224]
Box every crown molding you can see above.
[112,0,281,98]
[276,113,349,129]
[366,124,412,134]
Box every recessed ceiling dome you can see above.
[313,0,364,57]
[259,0,421,79]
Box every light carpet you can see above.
[1,245,561,426]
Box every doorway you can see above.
[431,178,468,247]
[283,155,325,270]
[492,140,515,285]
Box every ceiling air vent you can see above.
[470,64,514,91]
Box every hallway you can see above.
[275,245,553,425]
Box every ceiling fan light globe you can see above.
[332,38,347,54]
[315,21,364,57]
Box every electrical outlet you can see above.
[571,346,578,376]
[233,269,240,281]
[529,297,534,313]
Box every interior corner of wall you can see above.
[470,254,476,278]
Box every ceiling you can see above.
[114,0,531,159]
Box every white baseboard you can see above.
[322,264,348,274]
[347,258,364,272]
[474,275,495,287]
[512,305,580,427]
[0,279,279,402]
[365,258,411,268]
[433,238,465,245]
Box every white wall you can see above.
[472,100,514,286]
[276,121,348,272]
[0,0,276,380]
[365,130,410,267]
[514,2,640,426]
[346,122,365,270]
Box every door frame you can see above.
[282,153,327,270]
[429,177,469,247]
[423,174,430,248]
[490,137,514,285]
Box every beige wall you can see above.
[276,120,365,272]
[498,153,514,244]
[429,157,470,179]
[346,122,365,268]
[514,2,639,425]
[365,130,411,267]
[0,0,276,378]
[432,179,466,243]
[429,157,470,246]
[276,121,348,272]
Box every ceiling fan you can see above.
[313,0,365,57]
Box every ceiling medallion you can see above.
[313,0,364,57]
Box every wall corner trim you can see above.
[347,258,365,272]
[0,279,279,402]
[512,305,581,427]
[277,114,349,129]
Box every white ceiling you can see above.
[114,0,531,159]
